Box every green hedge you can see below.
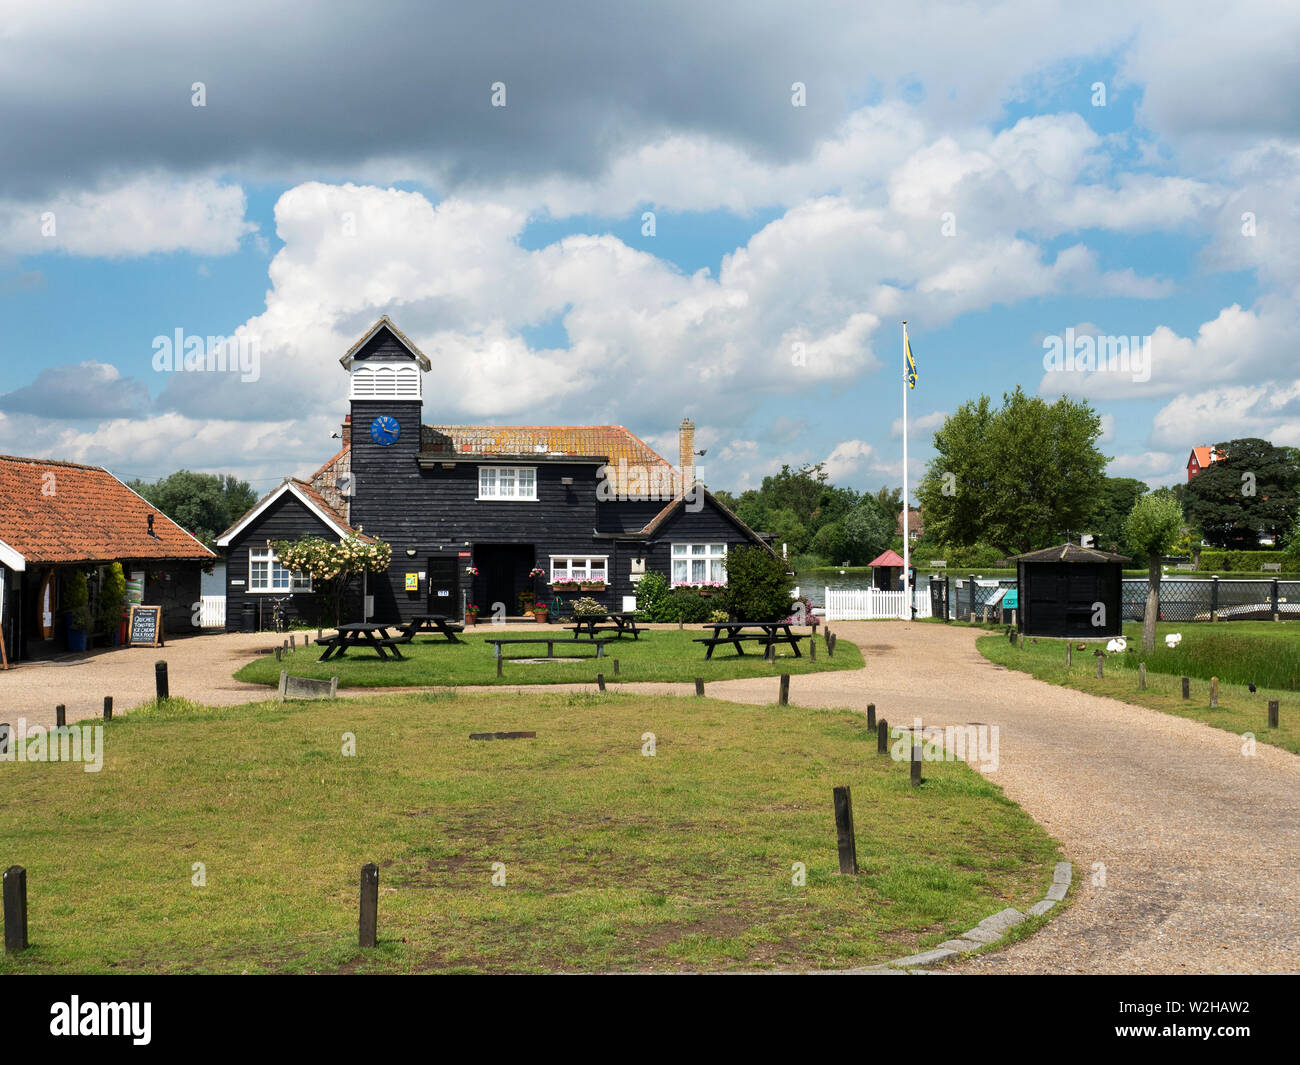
[1198,549,1284,572]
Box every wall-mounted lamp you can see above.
[560,476,574,486]
[406,548,417,558]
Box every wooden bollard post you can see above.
[809,635,816,661]
[866,703,876,729]
[694,677,704,697]
[597,673,606,692]
[1066,643,1072,667]
[275,646,282,662]
[358,863,378,948]
[1181,676,1190,700]
[103,696,113,721]
[1210,677,1219,708]
[55,704,66,728]
[765,642,775,662]
[1138,663,1146,690]
[1096,656,1104,679]
[778,673,790,706]
[830,633,837,656]
[1268,700,1279,728]
[910,734,923,786]
[832,786,858,875]
[1008,628,1016,645]
[877,718,889,755]
[290,635,296,651]
[155,661,169,701]
[3,865,28,953]
[613,659,620,676]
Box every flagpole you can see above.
[902,321,911,621]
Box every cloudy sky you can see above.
[1,0,1297,499]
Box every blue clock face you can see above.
[370,416,401,447]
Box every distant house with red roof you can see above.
[1187,446,1221,481]
[0,454,215,662]
[216,317,773,627]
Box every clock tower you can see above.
[340,315,430,517]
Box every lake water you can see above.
[794,571,934,609]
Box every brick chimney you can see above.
[678,418,695,491]
[341,414,351,449]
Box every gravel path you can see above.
[5,622,1297,973]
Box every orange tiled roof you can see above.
[1189,446,1218,467]
[0,454,215,566]
[421,424,681,496]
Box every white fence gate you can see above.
[198,596,226,629]
[824,586,932,621]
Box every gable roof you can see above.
[604,486,778,558]
[215,477,365,547]
[1188,446,1219,468]
[1008,543,1131,564]
[339,315,432,371]
[0,454,215,570]
[869,549,906,567]
[421,424,681,497]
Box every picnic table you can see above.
[694,621,808,659]
[316,623,406,662]
[397,613,465,643]
[569,611,642,639]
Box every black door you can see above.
[474,544,535,617]
[427,557,459,616]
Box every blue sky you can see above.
[1,1,1297,499]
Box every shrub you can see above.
[64,570,92,631]
[669,587,715,623]
[98,562,127,636]
[572,596,605,616]
[634,571,673,621]
[723,545,793,621]
[708,609,729,623]
[1197,548,1285,572]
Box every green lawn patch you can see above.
[234,627,862,689]
[978,621,1300,754]
[0,690,1059,974]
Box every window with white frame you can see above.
[478,466,537,500]
[550,556,608,583]
[249,547,313,593]
[671,543,727,585]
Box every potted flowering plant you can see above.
[465,565,479,577]
[532,598,549,623]
[464,602,480,625]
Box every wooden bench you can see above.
[1262,562,1283,573]
[484,637,614,674]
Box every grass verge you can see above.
[234,627,861,689]
[0,689,1059,973]
[978,622,1300,755]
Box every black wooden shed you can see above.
[1008,543,1130,638]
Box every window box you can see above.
[550,556,608,587]
[579,581,606,591]
[552,581,579,592]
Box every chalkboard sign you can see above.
[127,605,164,648]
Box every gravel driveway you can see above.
[5,621,1296,973]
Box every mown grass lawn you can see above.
[234,626,862,689]
[0,689,1059,974]
[978,620,1300,755]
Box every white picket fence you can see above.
[824,586,932,621]
[198,596,226,628]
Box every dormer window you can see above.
[351,364,421,399]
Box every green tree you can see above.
[809,520,848,565]
[916,387,1107,555]
[843,502,891,564]
[129,470,258,547]
[723,545,794,621]
[1125,493,1184,654]
[1184,438,1299,548]
[1085,477,1148,555]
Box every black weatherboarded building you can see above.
[1009,542,1129,639]
[217,317,774,626]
